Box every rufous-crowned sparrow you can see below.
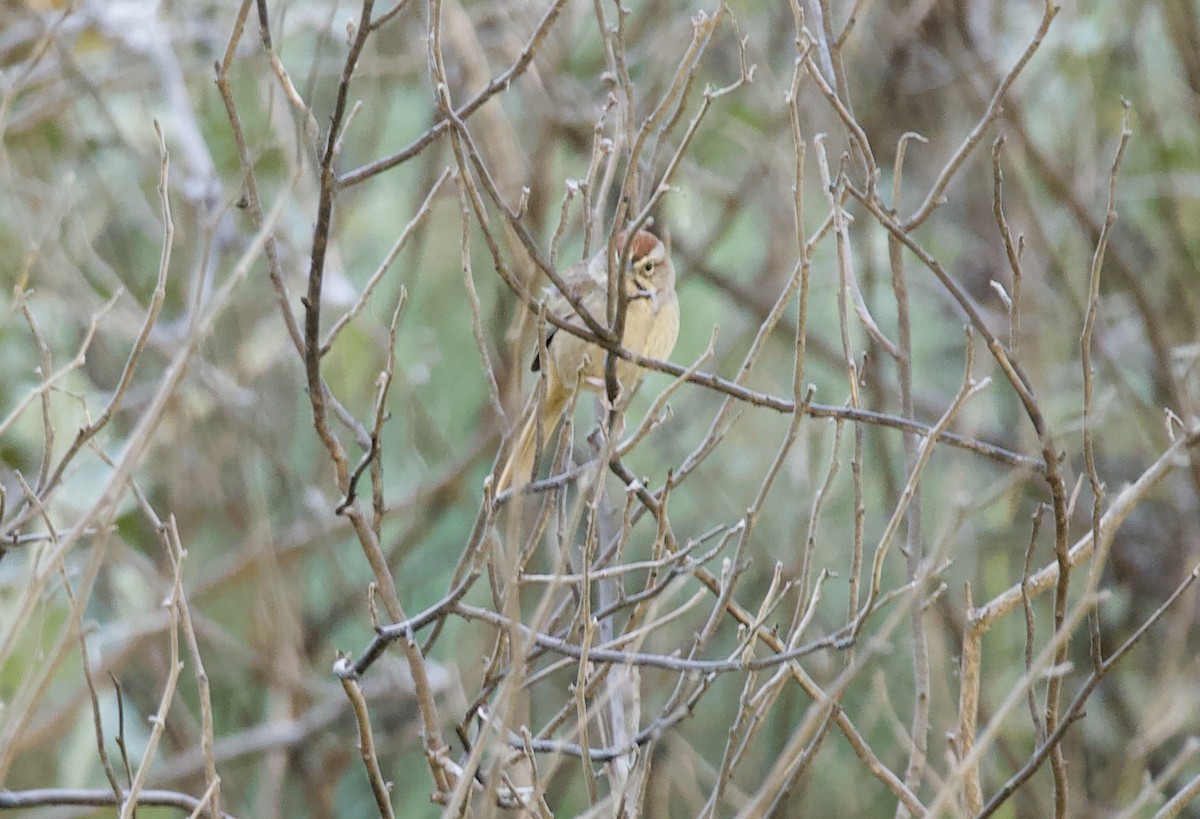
[496,229,679,493]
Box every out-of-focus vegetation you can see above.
[1,0,1199,816]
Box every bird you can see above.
[495,229,680,494]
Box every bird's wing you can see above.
[532,261,607,371]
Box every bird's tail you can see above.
[495,389,566,495]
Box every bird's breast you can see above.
[623,291,679,361]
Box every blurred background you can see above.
[1,0,1199,816]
